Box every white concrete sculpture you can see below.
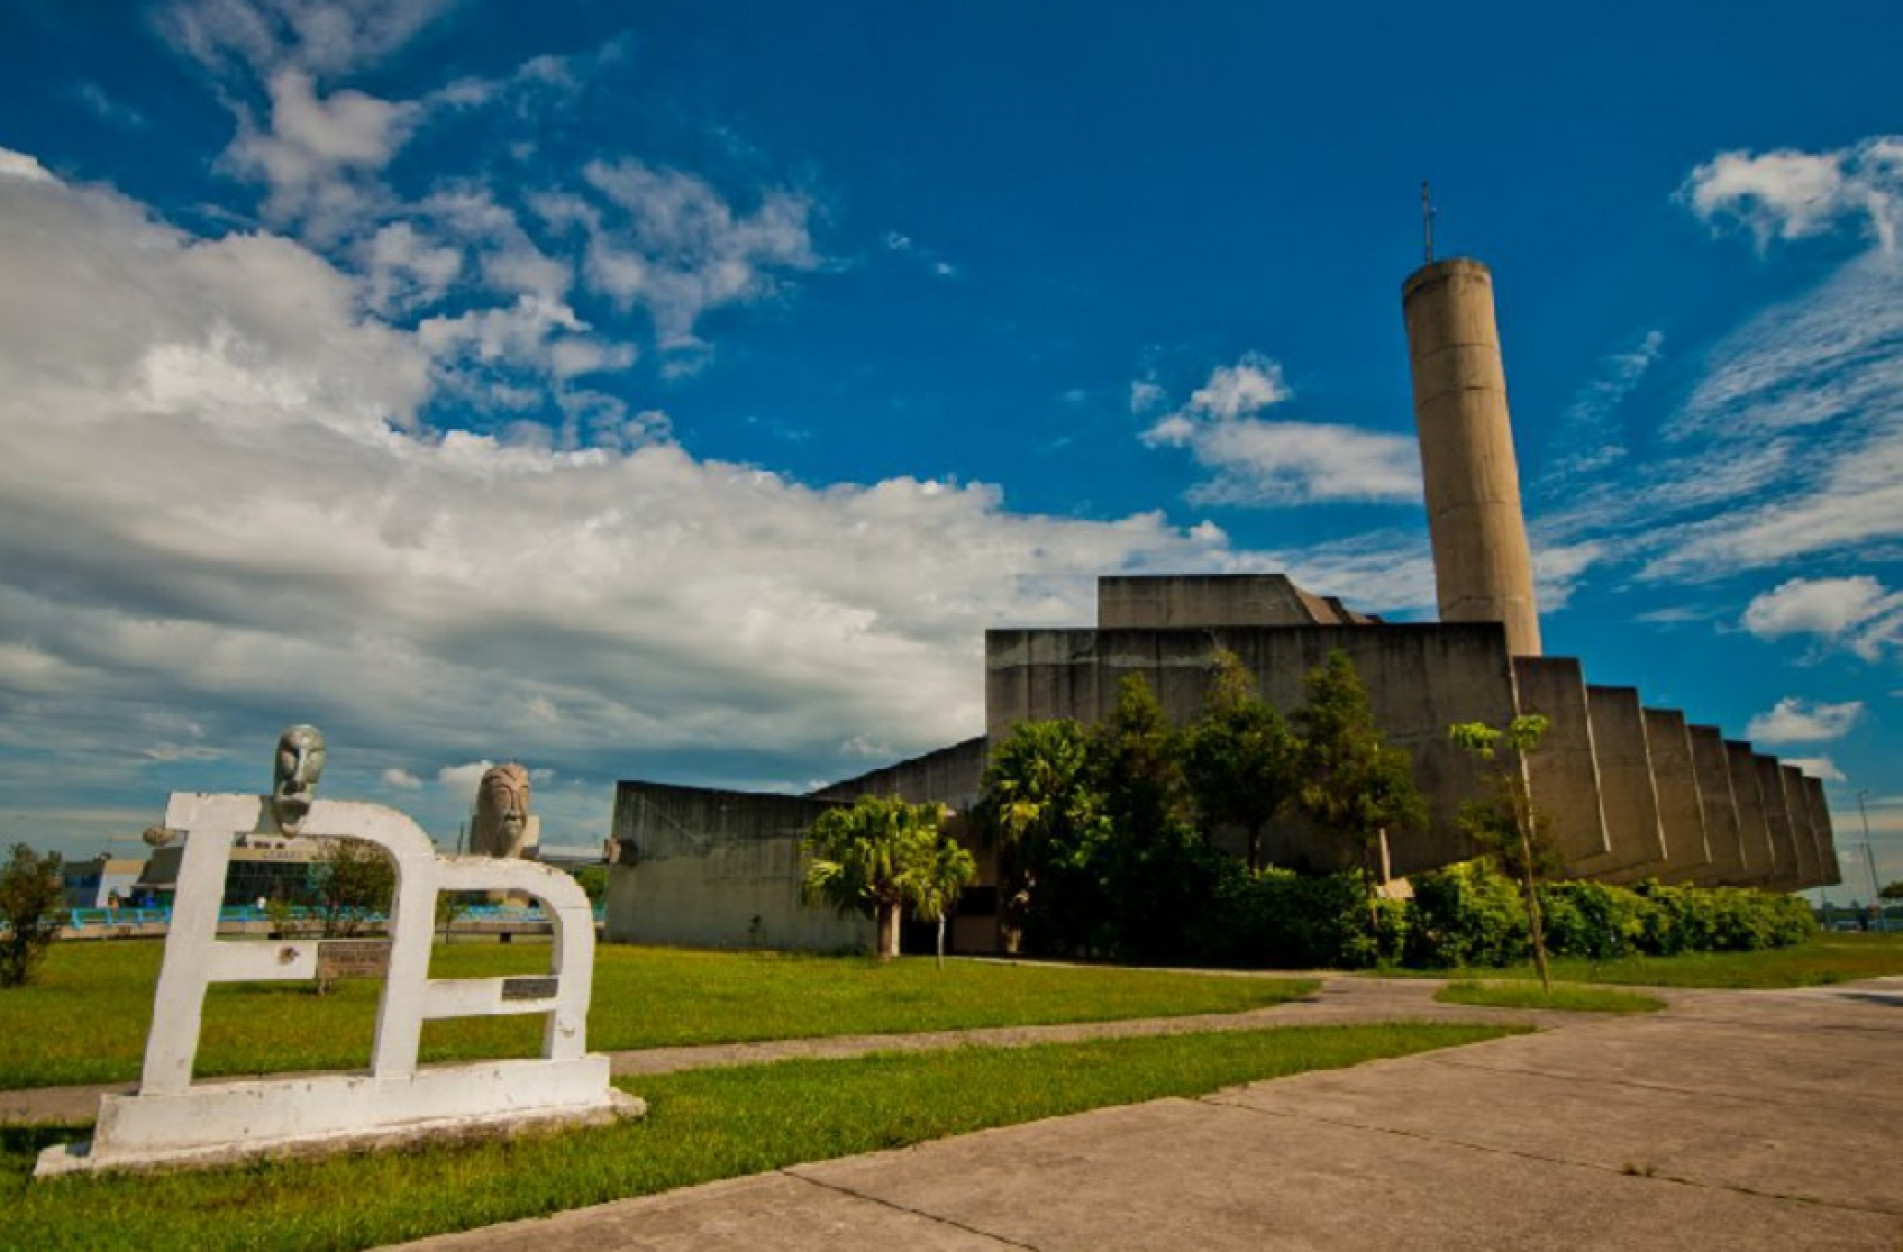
[37,791,639,1177]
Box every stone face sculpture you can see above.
[472,762,537,859]
[271,724,327,835]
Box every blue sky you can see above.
[1,0,1899,896]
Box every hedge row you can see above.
[1197,859,1816,970]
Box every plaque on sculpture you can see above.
[501,976,560,1001]
[36,729,641,1178]
[316,939,393,982]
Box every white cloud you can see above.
[382,767,422,788]
[1140,354,1420,506]
[1742,575,1903,661]
[161,0,458,79]
[223,67,417,236]
[0,158,1281,846]
[1180,421,1423,506]
[0,148,57,184]
[1744,576,1894,638]
[1785,756,1847,783]
[1746,698,1864,745]
[571,158,821,350]
[1185,354,1290,421]
[361,220,462,313]
[1128,379,1165,414]
[436,761,495,805]
[1682,137,1903,253]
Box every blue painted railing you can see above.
[57,902,605,930]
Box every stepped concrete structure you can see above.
[604,256,1841,953]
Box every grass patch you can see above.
[1373,933,1903,990]
[0,942,1317,1089]
[0,1022,1521,1251]
[1434,980,1665,1013]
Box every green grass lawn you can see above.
[0,941,1319,1089]
[1433,980,1665,1013]
[1381,933,1903,989]
[0,1022,1521,1252]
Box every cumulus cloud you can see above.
[1785,756,1847,783]
[0,149,57,184]
[1682,136,1903,253]
[1743,576,1903,661]
[382,767,422,788]
[224,67,417,234]
[1139,354,1420,506]
[1746,698,1864,745]
[0,157,1276,849]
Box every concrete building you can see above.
[604,255,1840,953]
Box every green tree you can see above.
[1091,673,1209,963]
[802,794,960,961]
[905,831,977,969]
[1879,881,1903,901]
[1184,649,1299,871]
[1450,715,1559,992]
[977,719,1107,954]
[570,865,610,903]
[1292,650,1427,929]
[315,839,396,939]
[0,843,65,988]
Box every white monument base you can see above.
[36,1056,643,1177]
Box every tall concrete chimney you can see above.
[1401,258,1542,656]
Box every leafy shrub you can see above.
[1405,860,1528,968]
[1196,864,1401,970]
[1539,881,1643,962]
[1401,862,1817,968]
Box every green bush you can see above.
[1405,860,1528,968]
[1196,864,1402,969]
[1400,862,1818,969]
[1540,881,1644,962]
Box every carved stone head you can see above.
[476,762,532,857]
[271,724,327,835]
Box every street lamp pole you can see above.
[1859,790,1883,933]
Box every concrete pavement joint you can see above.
[1414,1054,1801,1109]
[781,1166,1044,1250]
[1197,1093,1895,1217]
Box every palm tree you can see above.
[803,794,964,961]
[905,832,977,968]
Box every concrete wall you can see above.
[987,621,1516,875]
[1686,725,1747,886]
[604,782,870,953]
[1581,687,1668,883]
[1802,776,1842,888]
[1781,765,1821,890]
[1643,708,1711,884]
[811,736,989,812]
[1097,574,1374,629]
[1755,756,1801,892]
[1510,656,1611,867]
[1725,742,1774,885]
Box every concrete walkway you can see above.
[389,977,1903,1251]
